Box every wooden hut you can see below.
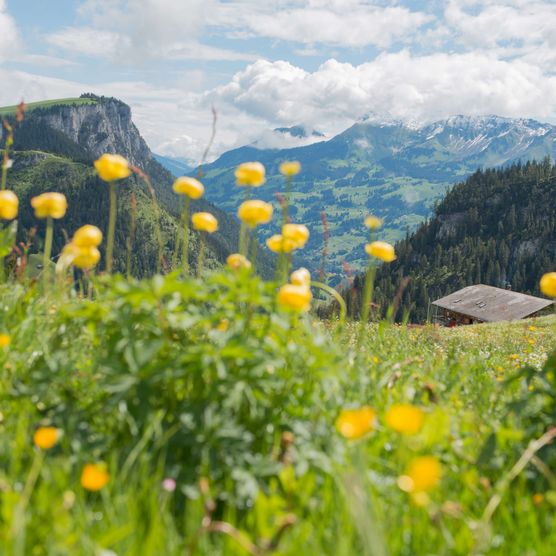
[431,284,553,326]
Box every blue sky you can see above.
[1,1,556,163]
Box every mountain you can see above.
[0,94,273,276]
[153,154,193,177]
[199,115,556,283]
[343,159,556,323]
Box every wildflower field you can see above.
[1,146,556,555]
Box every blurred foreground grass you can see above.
[1,271,556,555]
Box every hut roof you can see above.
[432,284,553,322]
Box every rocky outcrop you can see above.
[25,98,151,167]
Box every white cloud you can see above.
[442,0,556,72]
[234,2,434,48]
[205,53,556,139]
[44,1,434,60]
[45,0,256,62]
[47,27,125,58]
[0,0,20,62]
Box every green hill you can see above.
[0,97,98,117]
[348,158,556,322]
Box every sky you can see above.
[1,0,556,164]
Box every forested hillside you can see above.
[347,158,556,322]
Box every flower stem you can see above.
[239,223,247,256]
[197,233,205,277]
[106,182,117,274]
[182,196,191,275]
[250,228,258,273]
[43,216,53,283]
[358,263,376,345]
[311,281,347,325]
[1,123,13,191]
[283,175,292,224]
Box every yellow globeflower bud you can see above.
[277,284,312,312]
[282,223,309,249]
[540,272,556,298]
[0,333,11,347]
[235,162,265,187]
[227,253,252,270]
[33,427,61,450]
[192,212,218,233]
[365,241,396,263]
[364,215,383,230]
[0,190,19,220]
[61,243,101,270]
[81,463,109,491]
[398,456,441,493]
[73,246,101,270]
[238,200,273,227]
[94,154,131,182]
[30,192,67,219]
[384,404,424,435]
[73,225,103,247]
[173,176,204,199]
[290,267,311,286]
[266,234,296,253]
[279,161,301,176]
[335,407,376,440]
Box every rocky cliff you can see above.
[11,96,151,166]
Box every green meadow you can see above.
[1,269,556,555]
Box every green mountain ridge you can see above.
[199,115,556,283]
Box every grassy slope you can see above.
[6,150,222,275]
[1,266,555,555]
[0,98,97,117]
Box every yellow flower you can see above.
[540,272,556,298]
[277,284,312,312]
[533,493,544,506]
[266,234,296,253]
[33,426,61,450]
[216,318,229,331]
[73,225,103,247]
[336,407,376,440]
[365,241,396,263]
[31,192,67,219]
[364,215,383,230]
[73,246,101,270]
[192,212,218,233]
[282,223,309,249]
[528,326,537,331]
[172,176,204,199]
[0,333,10,347]
[398,456,442,493]
[81,463,110,491]
[227,253,252,270]
[0,190,19,220]
[235,162,265,187]
[290,267,311,286]
[279,161,301,176]
[62,243,101,270]
[238,200,273,227]
[94,154,131,182]
[384,404,425,435]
